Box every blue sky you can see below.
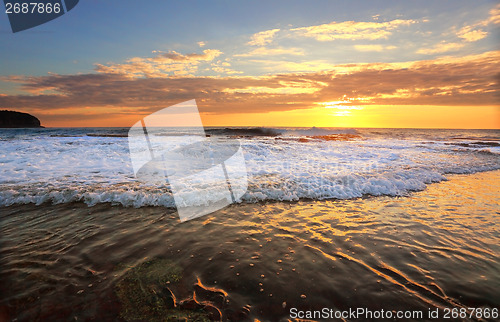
[0,0,498,127]
[0,0,496,75]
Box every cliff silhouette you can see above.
[0,110,44,128]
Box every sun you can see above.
[318,95,365,117]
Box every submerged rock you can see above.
[115,258,212,321]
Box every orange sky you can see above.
[34,104,498,129]
[1,2,499,129]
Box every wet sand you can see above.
[0,170,499,321]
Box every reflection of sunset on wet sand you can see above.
[1,170,498,320]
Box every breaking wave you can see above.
[1,127,499,208]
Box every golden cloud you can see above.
[94,49,223,77]
[235,47,305,57]
[457,26,488,42]
[485,3,500,25]
[1,51,498,119]
[416,42,465,55]
[354,44,397,52]
[248,28,280,46]
[453,3,500,43]
[291,19,418,41]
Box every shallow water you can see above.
[0,170,499,321]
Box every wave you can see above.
[281,127,359,137]
[162,127,360,138]
[1,162,499,208]
[447,141,500,147]
[1,128,499,208]
[86,133,128,138]
[205,127,282,137]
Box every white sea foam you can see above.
[1,128,499,207]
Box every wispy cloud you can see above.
[290,19,418,41]
[210,60,243,75]
[416,42,465,55]
[457,26,488,42]
[95,49,223,77]
[484,3,500,25]
[354,44,397,52]
[248,28,280,46]
[235,47,305,57]
[452,3,500,44]
[244,59,340,73]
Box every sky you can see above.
[0,0,499,128]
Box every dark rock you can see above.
[0,110,43,128]
[179,298,204,311]
[202,304,222,321]
[193,279,227,308]
[115,258,214,321]
[115,258,183,321]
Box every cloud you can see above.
[313,51,499,107]
[210,60,243,75]
[235,47,305,57]
[151,50,222,61]
[244,59,340,73]
[457,26,488,42]
[354,44,397,52]
[291,19,418,41]
[222,79,322,95]
[94,49,223,77]
[416,42,464,55]
[454,3,500,43]
[1,51,497,122]
[485,3,500,25]
[248,28,280,46]
[197,41,206,47]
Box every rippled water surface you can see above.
[1,170,499,321]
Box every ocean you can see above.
[0,127,499,321]
[1,127,499,208]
